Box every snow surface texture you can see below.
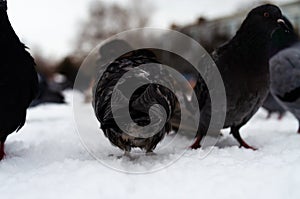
[0,91,300,199]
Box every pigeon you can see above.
[93,40,176,155]
[270,40,300,133]
[30,73,65,107]
[262,16,297,120]
[269,15,296,57]
[0,1,38,160]
[262,93,286,119]
[191,4,291,150]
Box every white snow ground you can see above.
[0,91,300,199]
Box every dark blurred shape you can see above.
[55,56,82,89]
[97,39,133,67]
[30,73,65,107]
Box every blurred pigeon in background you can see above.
[30,73,65,107]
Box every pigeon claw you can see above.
[232,130,257,151]
[190,136,202,150]
[239,140,258,151]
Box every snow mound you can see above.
[0,91,299,199]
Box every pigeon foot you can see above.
[232,130,257,151]
[190,135,203,150]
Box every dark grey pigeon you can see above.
[191,4,291,150]
[0,1,38,160]
[93,40,177,155]
[270,41,300,133]
[262,93,286,119]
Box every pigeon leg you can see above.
[266,112,271,119]
[278,113,284,120]
[0,142,5,160]
[231,127,257,150]
[190,135,203,150]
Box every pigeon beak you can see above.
[277,18,290,33]
[277,19,285,24]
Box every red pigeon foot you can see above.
[190,135,203,150]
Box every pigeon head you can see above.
[270,16,299,57]
[0,0,7,11]
[238,4,289,41]
[97,39,133,66]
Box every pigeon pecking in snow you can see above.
[0,0,38,160]
[93,40,177,155]
[270,39,300,133]
[191,4,292,150]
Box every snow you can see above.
[1,91,300,199]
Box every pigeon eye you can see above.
[264,12,270,18]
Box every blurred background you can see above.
[7,0,300,96]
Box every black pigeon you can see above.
[93,40,176,154]
[270,39,300,133]
[262,93,286,119]
[191,4,291,150]
[0,1,38,160]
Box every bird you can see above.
[30,73,65,107]
[269,38,300,133]
[0,1,39,160]
[262,93,286,119]
[262,16,297,120]
[191,4,292,150]
[93,40,176,155]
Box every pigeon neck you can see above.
[232,31,271,63]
